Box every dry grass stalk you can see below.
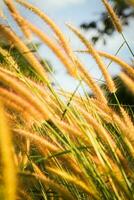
[0,46,18,71]
[13,129,59,152]
[120,107,134,143]
[16,0,76,63]
[101,0,122,33]
[74,104,123,158]
[0,67,59,114]
[0,88,43,120]
[67,24,116,93]
[0,25,48,81]
[4,0,31,38]
[14,16,77,76]
[55,119,88,143]
[0,68,52,119]
[20,169,74,200]
[47,167,97,197]
[111,110,134,145]
[75,59,108,104]
[74,100,112,123]
[0,101,17,200]
[98,51,134,77]
[0,95,29,119]
[78,50,134,78]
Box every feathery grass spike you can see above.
[67,24,116,93]
[101,0,122,33]
[4,0,31,38]
[0,101,17,200]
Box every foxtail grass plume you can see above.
[77,49,134,78]
[0,25,48,82]
[0,101,17,200]
[16,0,76,64]
[101,0,122,33]
[4,0,31,38]
[67,24,116,93]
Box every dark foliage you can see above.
[102,75,134,115]
[80,0,134,44]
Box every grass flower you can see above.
[101,0,122,33]
[0,101,17,200]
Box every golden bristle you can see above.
[4,0,31,38]
[75,59,107,104]
[120,107,134,140]
[16,0,77,65]
[47,167,97,197]
[19,170,74,200]
[0,88,43,120]
[101,0,122,33]
[78,49,134,78]
[14,16,77,77]
[13,129,59,152]
[0,101,17,200]
[0,25,48,82]
[0,69,51,120]
[0,46,18,71]
[67,24,116,93]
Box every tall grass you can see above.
[0,0,134,199]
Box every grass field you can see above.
[0,0,134,199]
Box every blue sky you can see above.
[2,0,134,92]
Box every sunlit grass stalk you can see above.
[0,67,62,115]
[111,111,134,148]
[0,25,48,82]
[0,68,51,120]
[120,107,134,131]
[47,167,97,198]
[13,129,59,153]
[0,88,43,120]
[101,0,122,33]
[4,0,31,38]
[0,46,18,71]
[24,162,75,200]
[13,16,77,76]
[0,101,17,200]
[74,104,123,158]
[0,95,28,116]
[78,49,134,77]
[16,0,76,63]
[75,60,108,104]
[22,77,63,115]
[67,24,116,93]
[19,170,74,200]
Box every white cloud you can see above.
[46,0,86,8]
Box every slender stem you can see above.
[61,80,82,120]
[121,33,134,57]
